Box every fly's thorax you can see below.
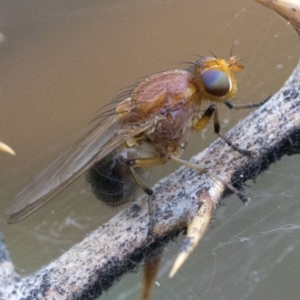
[118,69,201,155]
[193,56,244,103]
[86,141,156,206]
[128,69,198,115]
[140,100,200,156]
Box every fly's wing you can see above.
[6,115,153,223]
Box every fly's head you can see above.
[193,56,244,103]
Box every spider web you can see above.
[0,0,299,300]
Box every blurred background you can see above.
[0,0,299,299]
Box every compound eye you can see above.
[201,69,231,97]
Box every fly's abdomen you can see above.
[86,145,152,206]
[86,151,138,206]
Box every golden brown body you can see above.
[6,56,244,223]
[118,70,199,157]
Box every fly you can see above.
[6,56,249,233]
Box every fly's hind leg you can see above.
[168,155,249,277]
[120,156,167,239]
[169,155,249,204]
[194,104,251,156]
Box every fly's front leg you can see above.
[225,95,271,109]
[193,104,216,132]
[193,104,251,156]
[213,107,251,156]
[119,156,167,240]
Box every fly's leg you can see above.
[169,155,249,204]
[194,104,251,156]
[213,107,251,156]
[120,156,167,239]
[129,167,153,197]
[129,167,154,239]
[168,155,249,277]
[225,95,271,109]
[121,157,166,299]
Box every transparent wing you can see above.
[6,115,153,223]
